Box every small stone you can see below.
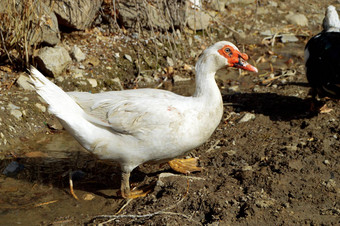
[281,34,299,43]
[238,113,256,123]
[111,77,124,90]
[226,150,236,156]
[10,109,22,119]
[87,78,98,88]
[71,45,86,62]
[35,103,46,112]
[285,12,308,26]
[228,85,240,93]
[83,193,95,201]
[173,75,191,83]
[8,103,20,110]
[3,161,24,176]
[114,52,120,58]
[323,160,330,165]
[16,74,35,91]
[166,56,174,67]
[124,54,133,62]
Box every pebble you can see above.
[173,75,191,83]
[166,56,174,67]
[238,113,256,123]
[8,103,20,110]
[87,78,98,87]
[71,45,86,62]
[285,12,308,26]
[16,74,35,91]
[10,109,22,119]
[2,161,24,176]
[124,54,133,62]
[35,103,46,112]
[323,160,330,165]
[281,34,299,43]
[228,85,240,93]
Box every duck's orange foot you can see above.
[121,186,153,199]
[168,158,202,174]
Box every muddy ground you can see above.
[0,0,339,225]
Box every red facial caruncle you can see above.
[218,45,257,72]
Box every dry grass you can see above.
[0,0,42,68]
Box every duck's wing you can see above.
[68,89,188,135]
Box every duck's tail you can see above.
[29,66,84,117]
[323,5,340,32]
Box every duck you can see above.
[305,5,340,101]
[29,41,257,199]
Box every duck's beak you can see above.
[233,53,258,73]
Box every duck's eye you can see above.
[225,48,231,53]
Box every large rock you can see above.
[285,12,308,26]
[186,10,212,30]
[28,1,60,46]
[46,0,103,30]
[118,0,187,30]
[0,1,60,46]
[35,46,72,77]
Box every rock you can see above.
[27,1,60,46]
[10,109,22,120]
[2,161,24,176]
[16,74,35,91]
[285,12,308,26]
[87,78,98,87]
[173,75,191,83]
[281,34,299,43]
[8,103,20,110]
[35,103,46,112]
[166,56,174,67]
[83,193,95,201]
[71,45,86,62]
[124,54,133,62]
[238,113,256,123]
[187,10,212,30]
[229,0,254,4]
[228,85,240,93]
[210,0,226,12]
[35,46,72,77]
[49,0,103,30]
[112,78,124,90]
[118,0,187,30]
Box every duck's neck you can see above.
[193,58,221,101]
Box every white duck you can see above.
[29,41,257,199]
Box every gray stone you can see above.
[118,0,187,30]
[35,103,46,112]
[49,0,103,30]
[16,74,35,91]
[285,12,308,26]
[10,109,23,120]
[124,54,133,62]
[238,113,256,123]
[71,45,86,62]
[187,10,212,31]
[166,56,174,67]
[281,34,299,43]
[35,46,72,77]
[210,0,226,12]
[87,78,98,88]
[8,103,20,110]
[173,75,191,83]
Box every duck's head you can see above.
[197,41,258,73]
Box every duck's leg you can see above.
[120,172,152,199]
[168,158,202,174]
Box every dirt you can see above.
[0,0,340,225]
